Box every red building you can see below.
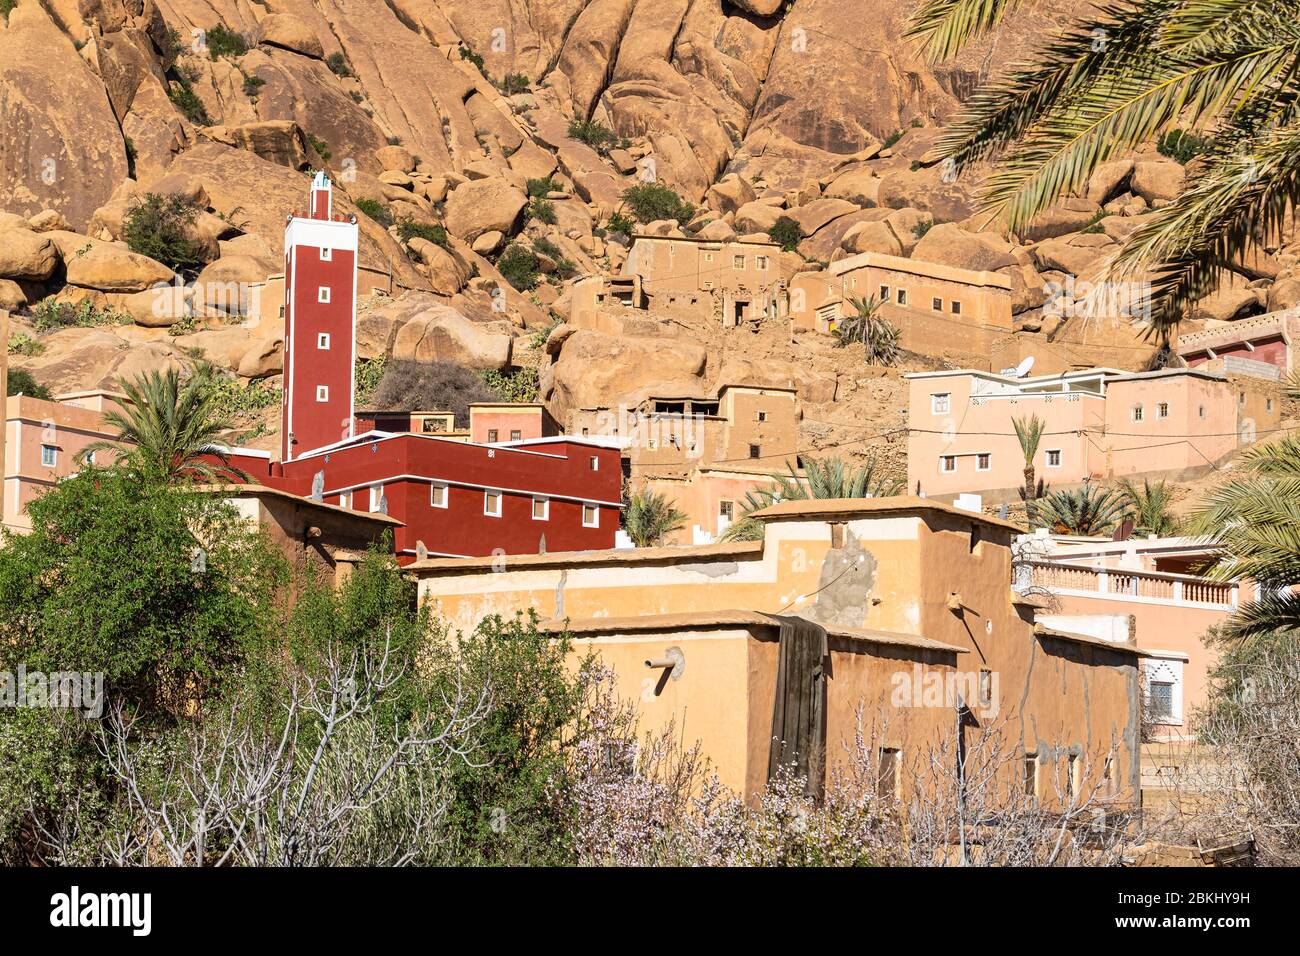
[220,174,622,561]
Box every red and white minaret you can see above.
[281,172,358,462]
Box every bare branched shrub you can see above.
[370,360,501,427]
[37,629,490,866]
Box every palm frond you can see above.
[905,0,1026,62]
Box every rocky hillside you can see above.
[4,0,1300,473]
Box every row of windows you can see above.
[939,449,1062,472]
[701,253,770,270]
[485,429,523,443]
[877,746,1118,802]
[344,483,601,527]
[933,392,1214,425]
[860,282,962,315]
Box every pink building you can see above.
[3,390,128,533]
[1019,532,1247,741]
[906,367,1263,502]
[1177,308,1300,379]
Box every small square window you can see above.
[316,385,329,402]
[582,503,599,528]
[1131,404,1144,423]
[1199,405,1207,419]
[487,429,499,443]
[932,297,942,311]
[318,286,331,304]
[319,247,332,261]
[84,450,96,466]
[719,500,734,520]
[749,444,761,459]
[940,455,956,473]
[732,255,745,269]
[430,483,448,508]
[1157,402,1169,419]
[757,411,768,422]
[369,485,384,513]
[317,333,331,350]
[1148,680,1174,719]
[879,285,891,301]
[589,456,599,471]
[40,445,57,467]
[510,430,522,441]
[1267,398,1274,412]
[1046,449,1062,468]
[897,289,908,306]
[532,496,549,520]
[484,491,502,517]
[950,300,962,315]
[976,453,991,471]
[756,256,768,270]
[931,393,951,415]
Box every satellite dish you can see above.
[1013,356,1035,378]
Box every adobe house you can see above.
[411,497,1145,805]
[3,390,129,533]
[203,483,403,586]
[906,366,1281,502]
[1177,308,1300,380]
[467,402,558,444]
[623,235,785,326]
[1019,531,1251,744]
[789,251,1014,367]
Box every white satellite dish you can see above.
[1012,356,1035,378]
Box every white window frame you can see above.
[940,455,956,474]
[319,247,332,261]
[582,503,599,528]
[975,452,991,472]
[879,285,891,301]
[318,286,331,304]
[484,491,502,518]
[732,255,745,269]
[430,483,448,509]
[369,484,384,513]
[951,300,962,315]
[756,256,768,270]
[1157,402,1169,420]
[1131,404,1144,423]
[931,392,951,415]
[317,332,331,350]
[589,456,599,471]
[316,385,329,402]
[896,288,908,306]
[1145,657,1185,725]
[532,496,550,521]
[1045,449,1062,468]
[40,445,57,467]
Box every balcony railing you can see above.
[1026,561,1238,610]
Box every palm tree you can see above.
[906,0,1300,335]
[1187,424,1300,645]
[833,296,901,366]
[1012,414,1045,502]
[721,456,903,541]
[82,365,248,483]
[1117,477,1181,536]
[1030,482,1133,536]
[624,489,689,547]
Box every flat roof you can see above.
[193,483,404,526]
[408,539,764,574]
[904,366,1227,386]
[828,250,1013,290]
[748,496,1024,533]
[1033,623,1150,657]
[629,234,780,248]
[538,610,968,653]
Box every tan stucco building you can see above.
[789,251,1014,367]
[623,235,785,326]
[411,498,1145,805]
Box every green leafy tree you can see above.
[1029,482,1132,536]
[497,243,540,291]
[621,183,694,225]
[6,367,52,400]
[625,489,688,547]
[429,611,596,864]
[82,366,248,483]
[906,0,1300,335]
[123,193,203,272]
[722,456,902,541]
[1117,477,1180,536]
[767,215,803,252]
[1012,414,1046,502]
[833,296,901,366]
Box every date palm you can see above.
[1116,476,1181,536]
[624,489,689,548]
[1012,414,1045,502]
[834,296,902,366]
[907,0,1300,334]
[82,365,247,483]
[721,456,903,541]
[1029,482,1133,535]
